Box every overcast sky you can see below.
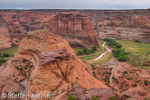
[0,0,150,10]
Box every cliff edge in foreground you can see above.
[0,31,107,99]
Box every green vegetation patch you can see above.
[0,58,9,66]
[73,40,105,61]
[116,40,150,67]
[104,38,128,61]
[0,46,18,57]
[68,94,76,100]
[116,40,150,53]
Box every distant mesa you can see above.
[49,13,100,49]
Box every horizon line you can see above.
[0,8,150,11]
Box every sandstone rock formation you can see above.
[96,11,150,43]
[49,13,100,48]
[0,12,25,49]
[0,31,107,99]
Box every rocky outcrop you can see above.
[49,13,100,48]
[0,12,25,49]
[0,31,107,99]
[68,83,122,100]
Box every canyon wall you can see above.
[0,10,150,49]
[0,15,11,49]
[96,10,150,43]
[49,13,100,48]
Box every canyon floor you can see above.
[1,39,150,69]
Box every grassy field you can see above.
[73,40,106,61]
[116,40,150,53]
[88,52,113,66]
[0,46,18,57]
[116,40,150,67]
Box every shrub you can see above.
[140,66,144,69]
[61,71,65,77]
[127,77,132,80]
[24,32,27,35]
[90,96,100,100]
[77,51,84,55]
[68,94,76,100]
[118,55,128,61]
[109,96,115,100]
[112,48,126,57]
[91,64,95,70]
[92,46,97,51]
[134,40,141,43]
[115,43,122,48]
[93,72,97,78]
[116,80,118,84]
[83,48,90,54]
[23,59,28,62]
[51,89,55,93]
[89,50,95,53]
[3,53,9,57]
[113,48,128,61]
[145,80,148,85]
[19,68,23,71]
[123,71,128,74]
[27,36,31,39]
[132,84,137,87]
[94,26,97,30]
[0,58,9,65]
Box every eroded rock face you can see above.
[49,13,100,48]
[97,11,150,43]
[0,12,25,49]
[0,31,107,99]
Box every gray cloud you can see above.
[0,0,150,9]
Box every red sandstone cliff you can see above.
[0,31,107,99]
[49,13,100,48]
[0,12,26,49]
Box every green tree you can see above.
[92,46,97,51]
[3,53,9,57]
[77,51,84,55]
